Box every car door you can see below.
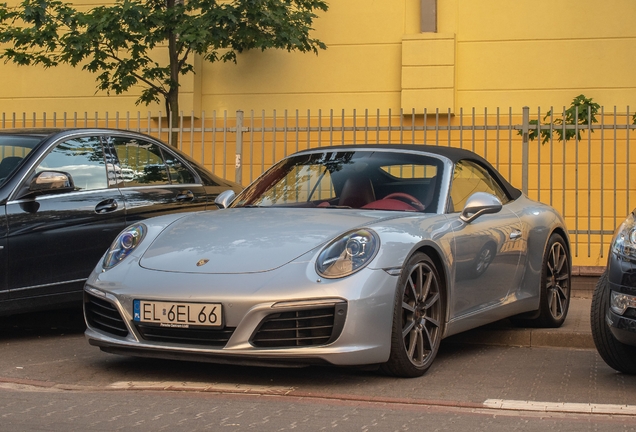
[106,135,208,223]
[449,160,525,320]
[5,135,127,299]
[0,209,7,302]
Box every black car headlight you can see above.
[103,223,147,270]
[612,212,636,261]
[316,229,379,278]
[610,291,636,316]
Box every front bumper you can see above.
[605,252,636,346]
[84,263,399,367]
[606,309,636,346]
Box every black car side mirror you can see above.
[28,171,75,196]
[460,192,502,223]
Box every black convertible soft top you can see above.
[294,144,522,201]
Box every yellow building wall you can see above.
[451,0,636,111]
[2,0,636,114]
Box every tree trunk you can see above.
[166,88,179,148]
[166,0,180,148]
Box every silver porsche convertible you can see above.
[84,145,571,377]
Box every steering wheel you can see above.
[383,192,426,211]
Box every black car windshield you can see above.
[0,135,43,185]
[231,150,444,213]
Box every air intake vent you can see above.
[135,324,235,347]
[84,292,129,337]
[251,304,347,348]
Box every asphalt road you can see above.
[1,304,636,431]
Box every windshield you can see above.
[0,135,43,185]
[232,150,444,213]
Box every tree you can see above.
[523,94,600,144]
[0,0,328,145]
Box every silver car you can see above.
[84,145,571,377]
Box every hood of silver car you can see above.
[139,208,398,274]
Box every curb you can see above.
[445,327,595,350]
[445,294,595,350]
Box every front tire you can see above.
[382,253,444,378]
[591,272,636,374]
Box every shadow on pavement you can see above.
[85,339,482,388]
[0,308,86,339]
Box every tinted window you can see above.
[36,136,108,191]
[111,138,169,186]
[449,160,509,212]
[110,137,197,186]
[0,135,42,184]
[164,152,196,184]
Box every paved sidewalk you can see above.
[446,276,597,349]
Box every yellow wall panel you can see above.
[401,89,454,112]
[311,0,410,45]
[402,66,454,89]
[402,35,455,66]
[454,0,636,41]
[457,40,636,91]
[198,93,403,116]
[199,45,401,112]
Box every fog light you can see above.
[610,291,636,316]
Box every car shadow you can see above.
[0,308,86,340]
[87,339,477,390]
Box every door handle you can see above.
[95,199,119,214]
[510,230,522,240]
[176,190,195,201]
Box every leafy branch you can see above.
[523,94,600,144]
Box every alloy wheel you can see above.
[546,241,570,320]
[401,261,442,367]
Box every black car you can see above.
[0,128,241,316]
[591,209,636,374]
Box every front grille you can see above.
[135,324,235,347]
[251,304,347,348]
[84,292,129,337]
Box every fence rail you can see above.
[3,106,636,268]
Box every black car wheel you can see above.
[382,252,444,378]
[591,272,636,374]
[512,233,571,328]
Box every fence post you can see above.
[521,106,529,195]
[235,110,244,184]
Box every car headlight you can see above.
[103,223,147,270]
[610,291,636,316]
[316,229,379,278]
[611,212,636,261]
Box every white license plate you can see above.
[133,300,222,328]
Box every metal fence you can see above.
[3,106,636,268]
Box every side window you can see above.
[449,160,509,212]
[35,136,107,191]
[164,152,196,184]
[111,138,169,186]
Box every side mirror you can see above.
[28,171,75,195]
[460,192,502,223]
[214,189,236,209]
